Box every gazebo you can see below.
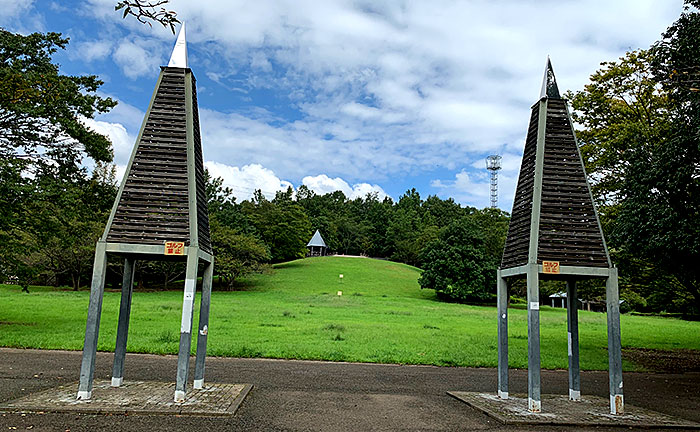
[307,230,328,256]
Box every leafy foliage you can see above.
[568,1,700,315]
[418,215,504,303]
[115,0,179,33]
[567,49,671,210]
[0,29,116,180]
[242,188,312,262]
[0,29,116,290]
[210,220,270,289]
[619,0,700,315]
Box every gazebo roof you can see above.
[307,230,327,247]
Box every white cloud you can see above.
[113,39,163,79]
[204,161,293,201]
[81,117,135,183]
[0,0,33,20]
[75,40,113,62]
[301,174,388,200]
[202,162,389,202]
[250,51,272,72]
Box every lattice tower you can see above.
[486,155,502,208]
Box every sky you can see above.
[0,0,685,210]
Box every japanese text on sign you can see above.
[164,241,185,255]
[542,261,560,274]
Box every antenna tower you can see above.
[486,155,502,208]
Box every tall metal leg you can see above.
[496,269,508,399]
[77,242,108,400]
[527,264,541,412]
[566,280,581,401]
[194,259,214,389]
[174,250,199,402]
[111,258,136,387]
[606,267,624,414]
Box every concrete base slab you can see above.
[448,392,700,429]
[0,380,252,417]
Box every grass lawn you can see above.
[1,256,698,371]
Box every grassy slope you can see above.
[1,256,698,370]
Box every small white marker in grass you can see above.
[339,274,344,284]
[337,291,343,296]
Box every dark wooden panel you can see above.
[105,68,213,254]
[501,105,539,269]
[502,98,609,270]
[107,68,190,245]
[537,99,608,267]
[190,74,212,254]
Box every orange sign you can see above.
[543,261,560,274]
[164,241,185,255]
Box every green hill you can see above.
[1,256,699,370]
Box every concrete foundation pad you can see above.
[448,391,700,429]
[0,380,251,417]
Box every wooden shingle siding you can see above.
[537,99,607,267]
[191,75,212,254]
[501,106,538,269]
[501,98,608,269]
[106,67,212,254]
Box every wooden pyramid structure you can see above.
[78,24,215,403]
[501,57,608,270]
[495,58,623,415]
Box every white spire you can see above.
[539,56,560,99]
[168,22,188,68]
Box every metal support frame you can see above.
[193,259,214,389]
[606,267,624,414]
[174,249,200,402]
[77,245,213,401]
[496,269,508,399]
[526,264,541,413]
[566,280,580,401]
[111,258,136,387]
[77,242,108,400]
[498,266,623,415]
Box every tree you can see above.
[387,189,425,265]
[619,0,700,315]
[0,29,116,286]
[567,49,671,211]
[568,1,700,315]
[0,30,116,182]
[243,190,312,262]
[210,220,270,289]
[418,217,497,303]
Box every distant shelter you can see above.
[306,230,327,257]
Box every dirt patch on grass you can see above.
[624,348,700,373]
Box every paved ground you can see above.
[1,348,699,431]
[2,380,251,416]
[449,392,699,428]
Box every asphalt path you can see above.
[0,348,698,431]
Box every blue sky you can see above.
[0,0,684,209]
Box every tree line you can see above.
[206,178,509,302]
